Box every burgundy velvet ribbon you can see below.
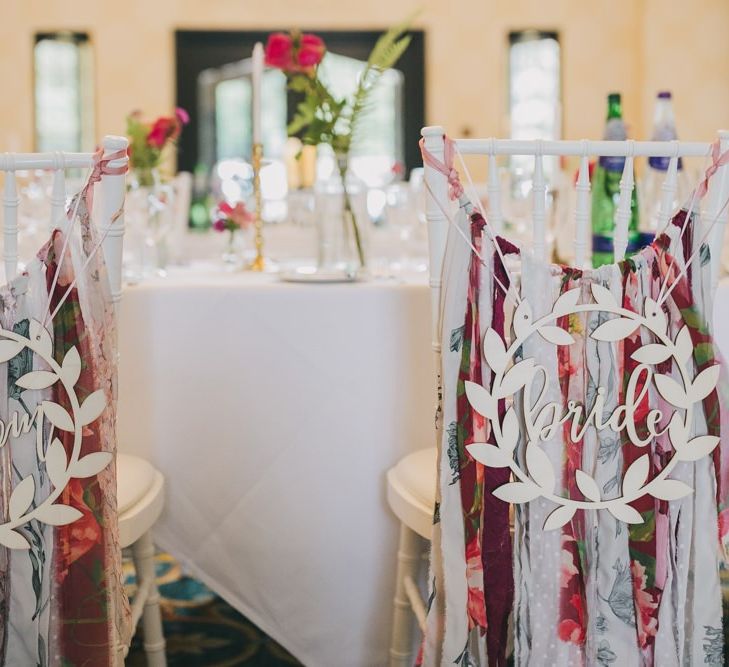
[482,229,519,666]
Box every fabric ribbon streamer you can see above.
[696,138,729,199]
[419,135,464,200]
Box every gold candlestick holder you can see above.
[248,142,265,271]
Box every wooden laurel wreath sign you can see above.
[465,283,720,531]
[0,319,110,550]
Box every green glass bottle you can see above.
[591,93,640,267]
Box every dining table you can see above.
[116,251,436,667]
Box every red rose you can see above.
[147,117,176,148]
[265,32,295,71]
[297,33,325,69]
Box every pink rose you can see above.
[297,33,325,69]
[265,32,295,71]
[175,107,190,125]
[222,201,254,227]
[215,201,255,231]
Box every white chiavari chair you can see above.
[385,126,729,667]
[1,136,167,666]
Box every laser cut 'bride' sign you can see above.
[465,283,720,531]
[0,320,110,549]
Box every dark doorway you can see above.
[175,29,426,174]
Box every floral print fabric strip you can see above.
[0,189,129,666]
[421,203,727,666]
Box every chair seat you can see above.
[386,448,437,540]
[117,453,165,548]
[117,454,156,513]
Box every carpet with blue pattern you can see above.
[125,553,301,666]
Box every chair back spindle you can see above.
[50,160,67,231]
[421,126,449,364]
[3,163,19,280]
[574,153,591,268]
[99,136,129,312]
[705,129,729,291]
[487,153,503,234]
[613,150,635,262]
[0,136,128,302]
[531,150,547,262]
[657,153,679,233]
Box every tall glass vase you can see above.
[314,153,369,274]
[125,168,173,282]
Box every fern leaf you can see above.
[372,35,411,72]
[368,16,413,69]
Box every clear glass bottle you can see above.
[640,91,690,237]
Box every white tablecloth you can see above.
[116,267,435,667]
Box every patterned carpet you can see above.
[125,554,729,665]
[125,553,301,667]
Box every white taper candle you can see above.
[252,42,264,146]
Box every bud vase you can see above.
[221,229,246,270]
[314,153,369,274]
[125,168,173,282]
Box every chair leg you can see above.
[389,522,423,667]
[131,531,167,667]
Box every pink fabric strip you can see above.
[696,139,729,199]
[84,147,129,214]
[419,136,465,200]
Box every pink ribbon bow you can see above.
[419,135,464,200]
[696,139,729,199]
[80,147,129,217]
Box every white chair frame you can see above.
[1,136,166,666]
[386,126,729,666]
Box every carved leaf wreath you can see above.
[0,320,112,550]
[463,286,721,531]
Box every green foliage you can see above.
[285,19,412,159]
[126,115,161,175]
[342,19,412,154]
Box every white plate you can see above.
[279,267,361,283]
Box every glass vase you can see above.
[124,168,173,282]
[221,229,245,270]
[314,153,369,274]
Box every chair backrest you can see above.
[421,126,729,364]
[0,135,129,310]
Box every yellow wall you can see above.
[2,0,728,152]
